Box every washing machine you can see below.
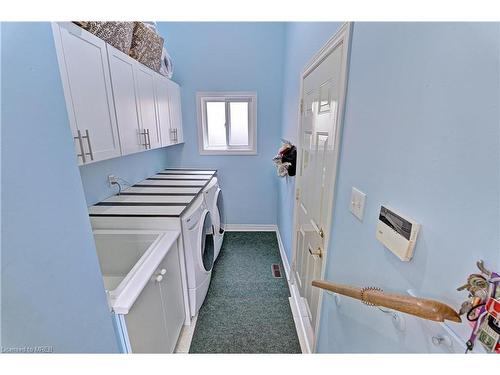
[181,195,215,317]
[203,177,225,260]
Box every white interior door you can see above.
[291,24,351,351]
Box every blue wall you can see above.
[0,22,3,343]
[4,21,499,353]
[155,22,286,224]
[278,23,343,260]
[278,22,500,352]
[79,148,168,206]
[1,22,118,353]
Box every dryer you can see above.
[203,177,225,260]
[181,195,215,317]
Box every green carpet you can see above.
[189,232,302,353]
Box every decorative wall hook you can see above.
[273,139,297,177]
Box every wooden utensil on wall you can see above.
[312,280,461,323]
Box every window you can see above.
[196,92,257,155]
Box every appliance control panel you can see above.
[376,206,420,261]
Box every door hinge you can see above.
[300,99,304,114]
[295,188,300,201]
[308,246,323,259]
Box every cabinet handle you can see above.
[140,129,148,149]
[83,129,94,161]
[146,129,151,149]
[74,130,86,163]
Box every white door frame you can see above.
[290,22,353,352]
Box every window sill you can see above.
[199,148,257,156]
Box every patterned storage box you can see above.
[129,22,164,72]
[74,22,134,54]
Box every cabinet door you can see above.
[52,22,121,164]
[154,75,173,147]
[107,45,145,155]
[135,65,162,150]
[157,243,185,353]
[166,80,184,144]
[124,277,169,353]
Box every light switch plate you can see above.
[350,187,366,221]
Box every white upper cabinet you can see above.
[53,22,184,165]
[52,22,121,165]
[166,80,184,144]
[107,45,144,154]
[135,65,162,150]
[154,74,173,147]
[155,75,184,147]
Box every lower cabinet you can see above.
[157,240,186,352]
[119,242,184,353]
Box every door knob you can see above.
[155,275,163,283]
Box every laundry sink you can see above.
[92,229,180,314]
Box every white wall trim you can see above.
[275,229,290,280]
[196,91,258,155]
[114,313,132,353]
[275,227,311,354]
[224,224,278,232]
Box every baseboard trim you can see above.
[275,229,290,280]
[288,279,314,353]
[225,224,278,232]
[275,227,311,354]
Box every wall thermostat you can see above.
[376,206,420,261]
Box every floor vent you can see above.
[271,264,282,278]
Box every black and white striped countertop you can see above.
[89,169,217,218]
